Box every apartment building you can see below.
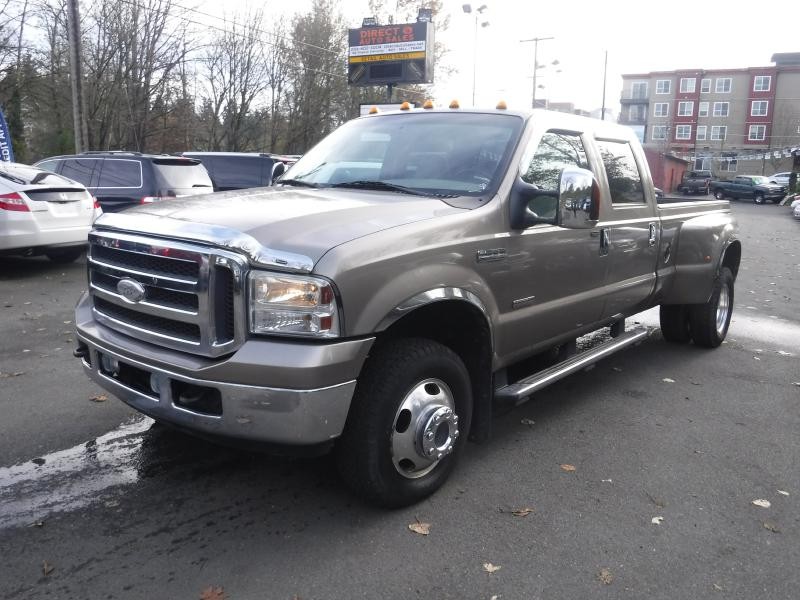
[619,53,800,177]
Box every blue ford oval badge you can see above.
[117,278,146,303]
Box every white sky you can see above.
[210,0,800,114]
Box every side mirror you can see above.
[558,167,599,229]
[509,178,559,230]
[271,161,287,183]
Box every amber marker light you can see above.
[423,99,434,109]
[368,106,379,114]
[496,100,508,110]
[400,101,411,110]
[449,99,460,109]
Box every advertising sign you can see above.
[0,108,14,162]
[348,21,434,86]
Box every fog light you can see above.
[100,354,120,376]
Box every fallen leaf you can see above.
[777,490,789,496]
[42,561,54,576]
[199,587,225,600]
[662,378,675,383]
[28,520,44,527]
[763,521,780,533]
[597,568,614,585]
[792,382,800,387]
[560,464,576,472]
[520,418,535,426]
[751,499,771,508]
[89,394,108,403]
[483,562,501,574]
[612,367,622,372]
[511,507,534,517]
[690,381,701,386]
[408,520,430,536]
[713,583,724,592]
[601,478,613,483]
[651,516,664,525]
[777,350,793,356]
[753,356,761,361]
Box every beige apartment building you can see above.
[619,53,800,178]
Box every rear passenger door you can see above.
[95,158,144,212]
[594,138,659,320]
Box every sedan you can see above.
[1,162,100,262]
[769,172,791,187]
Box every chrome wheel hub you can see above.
[716,283,731,336]
[390,378,459,479]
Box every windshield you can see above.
[281,112,524,198]
[751,176,770,185]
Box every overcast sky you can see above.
[222,0,800,114]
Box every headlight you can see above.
[249,272,339,338]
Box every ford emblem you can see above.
[116,278,146,304]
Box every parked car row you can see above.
[2,150,300,260]
[710,175,787,204]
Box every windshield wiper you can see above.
[278,178,321,188]
[0,170,27,185]
[330,180,437,196]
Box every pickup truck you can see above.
[676,170,713,195]
[74,107,741,507]
[710,175,786,204]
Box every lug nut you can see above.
[425,431,434,440]
[427,448,434,456]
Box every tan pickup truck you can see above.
[74,107,740,507]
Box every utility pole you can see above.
[520,36,553,109]
[601,50,607,120]
[66,0,88,152]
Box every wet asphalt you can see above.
[0,199,798,599]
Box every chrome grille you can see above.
[87,231,246,357]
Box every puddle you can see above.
[0,417,153,529]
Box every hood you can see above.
[94,186,464,266]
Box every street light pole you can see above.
[521,36,553,109]
[463,4,488,107]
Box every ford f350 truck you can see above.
[74,107,740,507]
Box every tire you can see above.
[45,247,84,263]
[689,267,734,348]
[659,304,692,343]
[754,194,765,205]
[336,338,473,508]
[681,188,689,196]
[714,190,725,200]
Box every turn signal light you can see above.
[0,192,29,212]
[140,196,163,204]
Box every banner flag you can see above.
[0,108,14,162]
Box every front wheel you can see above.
[754,194,765,205]
[336,338,472,507]
[714,190,725,200]
[689,267,734,348]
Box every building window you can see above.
[751,100,768,117]
[656,79,671,94]
[651,126,667,141]
[699,102,709,117]
[715,78,732,93]
[680,78,696,93]
[753,75,771,92]
[711,126,727,141]
[700,78,711,93]
[675,125,692,140]
[697,125,707,141]
[719,155,737,172]
[748,125,766,141]
[628,105,646,121]
[713,102,730,117]
[631,81,648,99]
[678,101,694,116]
[653,103,669,117]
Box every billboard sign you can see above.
[348,21,434,86]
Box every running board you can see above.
[494,327,651,406]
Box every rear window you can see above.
[202,156,267,188]
[98,159,142,188]
[0,163,80,187]
[152,159,213,190]
[60,158,100,186]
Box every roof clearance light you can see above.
[369,106,379,114]
[423,100,434,109]
[496,100,508,110]
[400,101,411,110]
[449,100,460,109]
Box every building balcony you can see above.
[620,96,649,105]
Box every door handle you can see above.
[599,228,610,256]
[649,223,657,246]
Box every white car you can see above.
[1,161,100,263]
[769,172,791,186]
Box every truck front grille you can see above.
[87,231,246,357]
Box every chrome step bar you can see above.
[494,327,651,405]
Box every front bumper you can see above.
[75,293,374,446]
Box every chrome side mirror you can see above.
[558,167,599,229]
